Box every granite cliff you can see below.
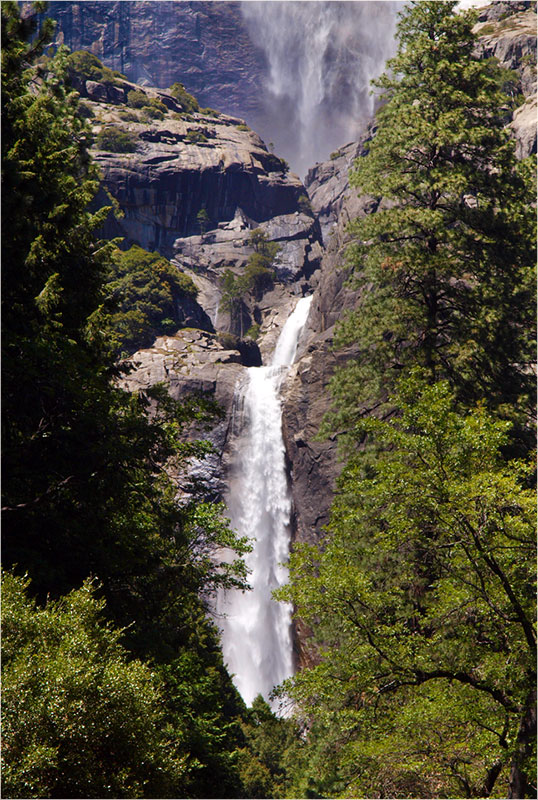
[34,1,267,120]
[60,2,535,668]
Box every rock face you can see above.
[474,2,537,157]
[83,75,323,339]
[119,329,248,500]
[85,83,306,254]
[35,1,267,119]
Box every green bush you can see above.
[168,82,199,113]
[185,129,208,144]
[127,89,149,109]
[199,107,219,117]
[117,109,140,122]
[95,245,198,356]
[141,105,165,121]
[237,123,250,131]
[94,127,138,153]
[217,332,240,350]
[1,572,189,799]
[66,50,126,85]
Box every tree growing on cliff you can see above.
[329,0,536,449]
[221,231,281,336]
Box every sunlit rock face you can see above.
[473,1,537,157]
[30,1,401,176]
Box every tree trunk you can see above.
[508,688,537,799]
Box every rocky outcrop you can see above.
[119,329,249,500]
[474,2,537,157]
[304,134,379,242]
[82,76,323,339]
[87,90,306,255]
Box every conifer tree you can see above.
[283,3,536,797]
[330,0,535,447]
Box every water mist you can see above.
[241,1,401,177]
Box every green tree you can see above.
[94,244,198,357]
[1,8,252,797]
[282,374,536,798]
[197,206,211,234]
[1,572,190,799]
[330,0,535,448]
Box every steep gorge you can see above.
[69,0,536,698]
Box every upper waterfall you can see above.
[241,1,402,177]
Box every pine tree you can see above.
[282,3,536,796]
[329,0,535,449]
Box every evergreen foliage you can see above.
[66,49,126,85]
[328,0,535,449]
[94,244,198,357]
[281,3,537,798]
[1,5,253,797]
[168,81,200,113]
[95,126,139,153]
[220,230,280,336]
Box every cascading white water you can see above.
[241,1,402,178]
[218,296,313,710]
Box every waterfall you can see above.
[241,1,401,177]
[218,295,313,710]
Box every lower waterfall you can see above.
[217,295,313,710]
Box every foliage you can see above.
[95,126,138,153]
[168,81,200,113]
[282,374,536,798]
[126,88,149,109]
[220,231,280,336]
[66,49,126,85]
[93,245,198,357]
[140,96,168,121]
[245,323,261,341]
[2,7,253,797]
[280,3,537,798]
[328,0,535,450]
[2,572,190,799]
[197,206,210,233]
[297,193,313,215]
[185,128,208,144]
[141,105,165,121]
[236,696,306,799]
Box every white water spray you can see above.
[218,296,313,709]
[241,1,401,177]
